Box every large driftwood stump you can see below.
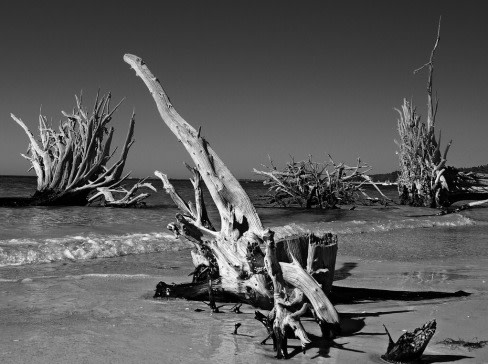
[11,92,137,206]
[124,54,340,357]
[395,19,488,208]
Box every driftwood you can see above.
[11,92,136,206]
[87,178,156,207]
[254,155,391,209]
[264,232,311,358]
[395,18,488,208]
[382,319,436,363]
[124,54,340,358]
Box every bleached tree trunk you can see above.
[124,54,340,356]
[395,18,488,208]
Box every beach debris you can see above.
[204,279,224,313]
[395,18,488,208]
[153,281,177,299]
[438,337,488,351]
[255,310,276,347]
[230,303,242,313]
[232,323,242,335]
[436,199,488,216]
[264,237,315,359]
[381,319,436,363]
[254,155,392,209]
[201,300,223,313]
[11,92,139,206]
[87,178,156,207]
[125,54,340,359]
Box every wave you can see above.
[0,232,190,267]
[0,212,477,267]
[273,213,476,239]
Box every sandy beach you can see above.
[2,1,488,363]
[1,246,487,364]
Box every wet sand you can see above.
[1,249,487,363]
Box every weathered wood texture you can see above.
[264,231,311,358]
[124,54,262,238]
[395,19,488,208]
[87,178,156,207]
[382,319,436,363]
[276,233,338,294]
[124,54,340,358]
[11,92,136,206]
[254,155,391,209]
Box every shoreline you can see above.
[1,251,487,363]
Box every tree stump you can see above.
[124,53,340,358]
[395,19,488,208]
[276,233,337,295]
[11,92,137,206]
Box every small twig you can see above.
[232,323,242,335]
[230,303,243,313]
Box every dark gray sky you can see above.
[1,1,486,178]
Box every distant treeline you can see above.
[370,164,488,183]
[369,171,400,183]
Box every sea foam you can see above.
[273,213,476,239]
[0,212,477,267]
[0,232,189,266]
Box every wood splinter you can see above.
[230,303,242,313]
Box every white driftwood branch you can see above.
[124,54,341,358]
[11,92,136,206]
[124,54,264,238]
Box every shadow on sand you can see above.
[334,261,358,281]
[331,285,470,305]
[416,354,474,363]
[331,262,470,305]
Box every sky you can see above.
[0,1,487,179]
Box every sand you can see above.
[1,250,487,363]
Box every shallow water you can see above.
[2,176,488,364]
[1,176,488,267]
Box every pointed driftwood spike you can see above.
[123,53,264,237]
[125,54,344,359]
[383,324,395,349]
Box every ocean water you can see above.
[1,175,487,268]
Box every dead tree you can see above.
[254,155,391,208]
[124,54,340,356]
[11,92,136,206]
[395,18,488,208]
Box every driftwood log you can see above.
[395,18,488,208]
[87,178,156,207]
[11,92,136,206]
[124,54,340,357]
[254,155,391,209]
